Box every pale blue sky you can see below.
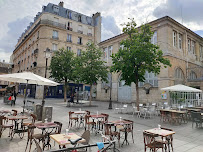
[0,0,202,62]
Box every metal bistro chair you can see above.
[132,103,140,117]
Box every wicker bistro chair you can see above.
[104,122,120,147]
[143,131,164,152]
[160,127,174,152]
[22,114,37,128]
[119,119,134,144]
[0,116,13,138]
[84,115,96,131]
[160,110,169,122]
[68,111,79,128]
[25,124,45,152]
[132,103,140,117]
[12,109,18,116]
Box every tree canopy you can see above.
[80,42,108,105]
[111,18,171,109]
[49,48,74,103]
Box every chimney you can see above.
[58,1,64,7]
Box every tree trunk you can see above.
[135,80,140,111]
[77,82,79,103]
[64,79,67,103]
[89,85,92,106]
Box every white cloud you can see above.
[0,0,202,62]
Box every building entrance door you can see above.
[118,79,131,102]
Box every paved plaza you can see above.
[0,97,203,152]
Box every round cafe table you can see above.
[74,111,87,127]
[6,115,28,139]
[35,122,58,150]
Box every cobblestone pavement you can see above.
[0,97,203,152]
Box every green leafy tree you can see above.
[111,19,171,110]
[49,48,74,103]
[80,42,108,106]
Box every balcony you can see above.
[77,30,83,34]
[52,36,59,40]
[34,49,38,54]
[87,33,92,36]
[33,62,37,67]
[67,27,72,31]
[77,42,83,45]
[67,39,72,43]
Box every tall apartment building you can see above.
[97,16,203,103]
[12,2,101,98]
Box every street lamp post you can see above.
[108,73,112,109]
[42,48,51,107]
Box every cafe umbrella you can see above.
[0,72,59,112]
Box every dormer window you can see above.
[78,15,82,22]
[68,11,72,19]
[53,6,59,14]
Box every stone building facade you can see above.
[97,16,203,104]
[11,2,101,98]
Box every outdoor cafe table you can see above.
[74,111,87,127]
[50,133,86,147]
[110,120,133,146]
[90,114,106,133]
[144,128,175,152]
[35,122,58,149]
[6,115,28,139]
[160,109,187,124]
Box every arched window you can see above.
[138,71,158,87]
[189,71,197,80]
[174,68,184,84]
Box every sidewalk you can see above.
[0,97,203,152]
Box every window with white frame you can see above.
[189,71,197,80]
[108,46,113,58]
[67,22,72,30]
[77,37,82,45]
[88,28,92,36]
[173,31,177,47]
[67,34,72,42]
[52,43,57,51]
[52,30,58,39]
[191,40,195,54]
[78,25,82,33]
[178,33,182,50]
[138,71,158,87]
[151,31,157,44]
[188,39,191,52]
[77,49,81,56]
[103,47,108,59]
[174,67,184,84]
[120,44,124,50]
[67,46,71,51]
